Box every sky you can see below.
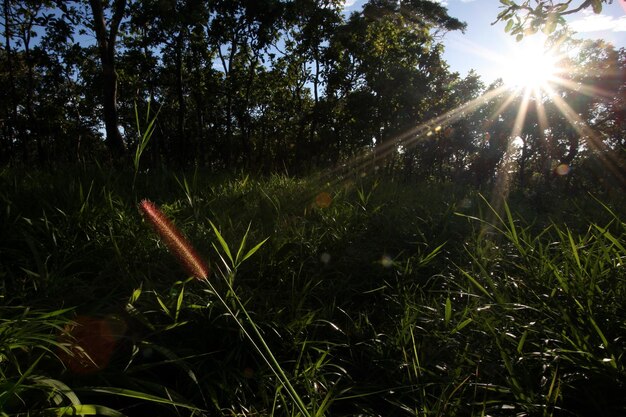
[344,0,626,84]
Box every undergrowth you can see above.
[0,166,624,416]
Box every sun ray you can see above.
[512,88,533,141]
[489,91,518,124]
[487,86,533,221]
[544,84,626,187]
[316,84,512,185]
[544,84,600,147]
[309,33,622,209]
[532,91,549,141]
[533,91,551,173]
[551,76,616,100]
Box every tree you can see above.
[281,0,343,169]
[430,70,485,181]
[205,0,287,168]
[124,0,213,165]
[321,0,466,170]
[87,0,127,158]
[494,0,611,40]
[560,41,626,191]
[0,0,81,163]
[2,0,45,162]
[2,0,21,162]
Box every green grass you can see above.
[1,166,625,416]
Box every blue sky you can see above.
[344,0,626,83]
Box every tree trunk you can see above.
[519,136,527,188]
[217,45,233,166]
[88,0,126,159]
[22,16,40,163]
[175,33,186,164]
[3,0,18,161]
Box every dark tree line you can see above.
[1,0,624,190]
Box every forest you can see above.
[0,0,622,184]
[1,0,625,416]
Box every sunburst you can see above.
[501,37,562,92]
[309,32,623,217]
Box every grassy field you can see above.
[1,165,625,416]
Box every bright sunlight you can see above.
[501,37,561,90]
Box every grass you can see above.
[0,165,625,416]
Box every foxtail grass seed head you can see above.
[139,199,210,280]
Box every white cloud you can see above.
[343,0,359,7]
[568,13,626,33]
[433,0,478,5]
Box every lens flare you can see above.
[59,315,125,374]
[381,255,394,268]
[315,192,332,208]
[555,163,571,176]
[320,252,332,264]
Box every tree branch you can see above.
[109,0,127,45]
[560,0,593,16]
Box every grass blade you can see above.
[210,220,234,266]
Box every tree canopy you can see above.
[1,0,624,191]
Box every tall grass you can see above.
[1,166,625,416]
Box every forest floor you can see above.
[1,166,625,416]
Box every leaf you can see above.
[235,223,252,265]
[210,221,234,266]
[420,242,446,266]
[591,0,602,13]
[503,201,519,245]
[588,315,609,351]
[47,405,126,417]
[451,318,472,334]
[444,296,452,325]
[542,19,557,34]
[517,330,528,353]
[505,19,514,32]
[129,285,142,304]
[144,343,202,387]
[556,4,568,13]
[175,284,185,322]
[133,100,161,175]
[81,387,201,410]
[524,24,538,35]
[459,268,493,300]
[30,376,81,405]
[38,307,75,319]
[594,225,626,254]
[155,295,171,317]
[240,237,269,264]
[567,230,582,270]
[0,354,45,405]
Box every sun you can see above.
[501,38,560,91]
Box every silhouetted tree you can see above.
[87,0,127,159]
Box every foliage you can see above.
[494,0,611,40]
[132,99,160,186]
[1,0,626,414]
[2,1,623,195]
[1,0,468,169]
[1,167,625,416]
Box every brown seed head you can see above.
[139,199,210,280]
